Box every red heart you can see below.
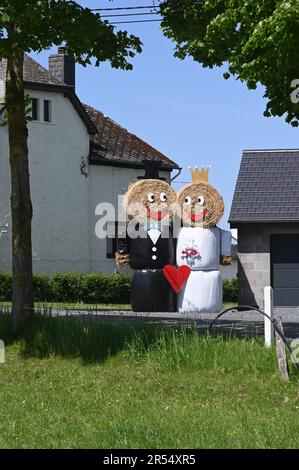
[163,265,191,294]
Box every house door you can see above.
[271,234,299,307]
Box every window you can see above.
[106,234,117,259]
[106,222,128,259]
[31,98,39,121]
[43,99,52,122]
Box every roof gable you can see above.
[229,149,299,223]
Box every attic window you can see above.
[31,98,40,121]
[43,99,52,122]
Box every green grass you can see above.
[0,314,298,449]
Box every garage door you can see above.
[271,234,299,306]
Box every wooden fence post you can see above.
[275,317,289,381]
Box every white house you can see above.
[0,48,180,274]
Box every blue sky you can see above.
[32,0,299,229]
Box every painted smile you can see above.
[190,208,208,222]
[147,207,168,221]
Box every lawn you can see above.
[0,314,298,449]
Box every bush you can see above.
[0,272,131,304]
[223,278,238,303]
[0,272,12,301]
[0,271,238,305]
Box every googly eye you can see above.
[184,196,191,206]
[147,193,155,203]
[160,192,167,202]
[197,196,205,206]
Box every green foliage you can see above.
[160,0,299,125]
[0,1,142,69]
[0,272,12,302]
[0,271,237,304]
[0,94,33,127]
[0,272,131,304]
[223,278,238,303]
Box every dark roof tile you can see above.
[84,104,179,170]
[229,150,299,223]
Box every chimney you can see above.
[48,46,75,88]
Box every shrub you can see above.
[33,274,53,303]
[0,272,131,304]
[223,278,238,303]
[0,271,237,305]
[0,272,12,301]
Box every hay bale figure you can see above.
[176,166,232,313]
[124,160,177,312]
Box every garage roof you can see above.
[229,149,299,224]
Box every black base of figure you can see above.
[131,269,177,312]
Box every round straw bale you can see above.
[177,181,224,228]
[123,179,176,225]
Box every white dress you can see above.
[176,227,231,313]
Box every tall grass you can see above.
[0,313,291,378]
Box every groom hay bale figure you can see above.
[123,160,177,312]
[176,166,232,313]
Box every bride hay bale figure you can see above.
[123,159,177,312]
[176,166,232,313]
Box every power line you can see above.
[101,12,159,18]
[110,19,162,25]
[91,5,160,12]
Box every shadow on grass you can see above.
[0,311,246,365]
[2,312,296,379]
[1,312,183,363]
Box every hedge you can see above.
[0,272,131,304]
[223,278,238,303]
[0,272,238,304]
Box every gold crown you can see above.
[189,165,210,183]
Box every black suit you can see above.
[128,225,177,312]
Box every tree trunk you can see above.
[5,48,34,333]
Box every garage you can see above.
[229,149,299,308]
[271,234,299,307]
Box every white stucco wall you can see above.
[0,88,91,274]
[0,86,173,275]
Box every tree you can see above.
[0,0,142,332]
[160,0,299,126]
